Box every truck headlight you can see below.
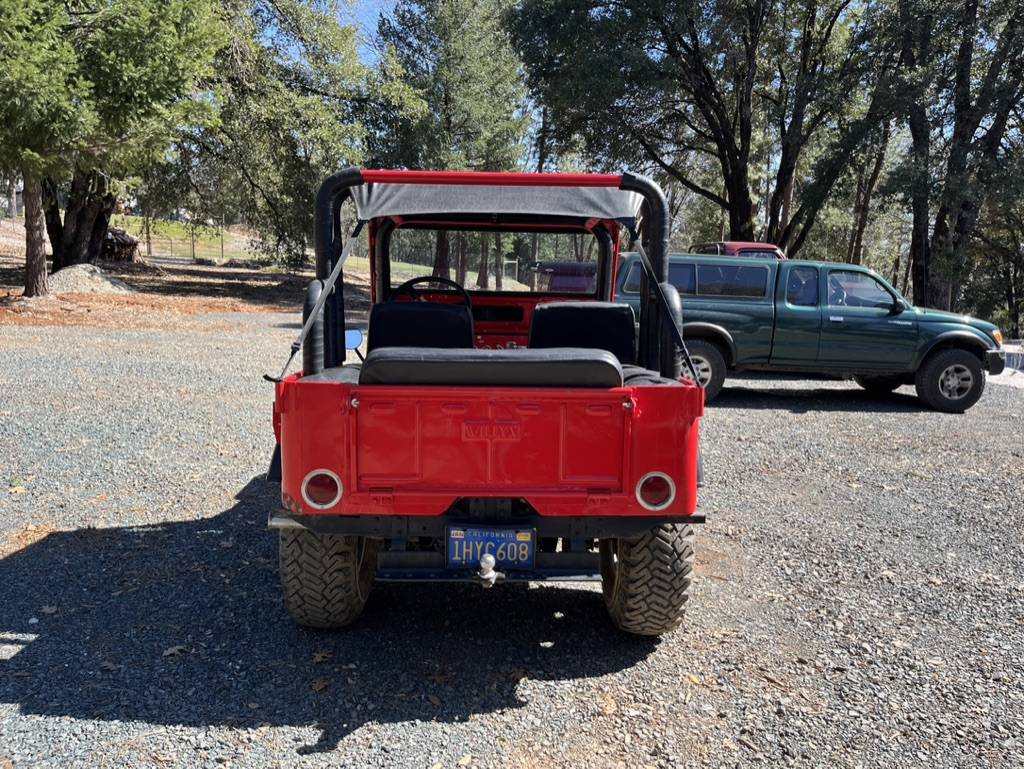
[992,328,1003,346]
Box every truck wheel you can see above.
[685,339,726,401]
[854,375,903,395]
[914,348,985,413]
[599,524,695,636]
[279,530,378,628]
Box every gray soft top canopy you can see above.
[351,183,644,225]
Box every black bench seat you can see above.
[357,347,624,387]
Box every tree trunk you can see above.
[526,233,538,290]
[87,192,116,262]
[54,169,114,269]
[41,179,64,269]
[456,233,467,285]
[907,98,931,306]
[476,233,489,289]
[493,232,504,290]
[6,177,16,219]
[144,208,153,257]
[432,230,451,279]
[22,173,48,298]
[846,120,890,266]
[726,171,757,240]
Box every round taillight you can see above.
[301,469,342,510]
[636,472,675,511]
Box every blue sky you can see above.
[345,0,397,63]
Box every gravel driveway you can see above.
[1,309,1022,769]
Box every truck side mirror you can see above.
[890,299,905,315]
[344,328,364,350]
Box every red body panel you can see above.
[275,376,702,520]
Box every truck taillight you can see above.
[636,472,675,511]
[301,470,342,509]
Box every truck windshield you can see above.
[387,228,600,294]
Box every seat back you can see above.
[528,301,636,364]
[366,302,474,352]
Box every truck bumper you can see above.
[268,510,705,539]
[269,510,704,582]
[986,349,1006,375]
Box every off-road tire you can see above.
[279,530,378,628]
[684,339,727,401]
[914,348,985,413]
[599,524,695,636]
[854,375,903,395]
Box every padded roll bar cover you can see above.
[619,172,670,372]
[366,302,475,352]
[302,279,324,376]
[314,167,365,366]
[658,282,683,379]
[358,347,625,388]
[528,301,637,365]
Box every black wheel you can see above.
[854,375,903,395]
[279,529,378,628]
[684,339,727,401]
[914,348,985,413]
[599,524,695,636]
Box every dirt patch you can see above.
[0,251,377,329]
[0,522,58,558]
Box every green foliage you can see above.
[163,0,419,269]
[371,0,528,171]
[0,0,224,177]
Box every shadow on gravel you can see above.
[0,479,654,754]
[712,384,923,413]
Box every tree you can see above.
[0,0,224,296]
[893,0,1024,308]
[372,0,528,280]
[509,0,891,254]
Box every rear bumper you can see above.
[268,510,705,539]
[986,349,1006,375]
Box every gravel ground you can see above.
[1,308,1023,769]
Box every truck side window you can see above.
[668,263,696,294]
[827,270,893,309]
[697,264,768,297]
[622,262,641,293]
[786,267,818,306]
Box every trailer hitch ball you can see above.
[478,553,503,588]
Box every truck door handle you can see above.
[829,316,844,323]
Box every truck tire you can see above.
[914,348,985,413]
[684,339,727,401]
[854,375,903,395]
[279,530,378,628]
[599,524,695,636]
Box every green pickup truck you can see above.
[615,253,1006,412]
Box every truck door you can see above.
[770,264,822,363]
[817,268,918,370]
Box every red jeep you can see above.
[267,169,704,636]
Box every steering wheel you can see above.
[389,276,472,308]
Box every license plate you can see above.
[446,526,535,569]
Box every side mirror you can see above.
[344,328,364,350]
[890,299,905,315]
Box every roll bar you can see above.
[312,168,674,372]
